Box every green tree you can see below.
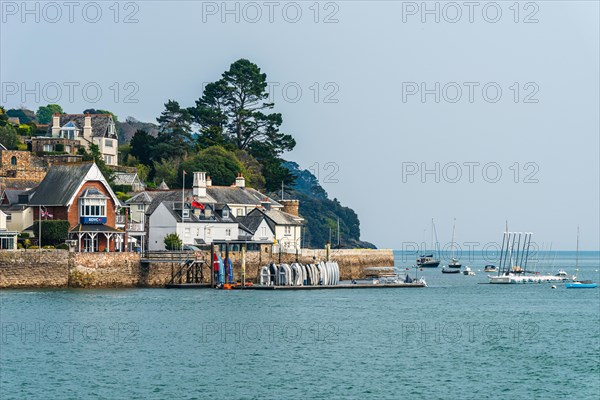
[129,129,156,165]
[83,109,118,122]
[179,146,245,188]
[36,104,64,124]
[190,59,295,155]
[153,158,180,188]
[6,108,36,124]
[0,125,20,149]
[0,106,9,126]
[164,233,182,250]
[155,100,193,160]
[78,144,114,183]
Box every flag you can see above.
[191,201,205,210]
[183,170,187,175]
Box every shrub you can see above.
[56,243,69,250]
[32,220,70,246]
[17,243,23,249]
[18,232,30,239]
[29,245,39,249]
[55,143,64,152]
[42,245,55,249]
[164,233,182,250]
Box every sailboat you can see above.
[566,227,598,289]
[417,219,440,268]
[448,218,461,268]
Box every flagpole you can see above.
[182,171,185,223]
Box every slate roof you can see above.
[47,114,116,138]
[159,201,233,224]
[245,207,303,229]
[113,172,141,186]
[238,213,273,234]
[130,186,281,218]
[126,191,153,204]
[1,189,33,205]
[28,163,94,206]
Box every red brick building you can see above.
[28,163,125,252]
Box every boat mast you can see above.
[451,218,456,260]
[576,226,580,270]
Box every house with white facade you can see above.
[128,172,303,252]
[36,114,119,166]
[0,210,18,250]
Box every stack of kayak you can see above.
[259,261,340,286]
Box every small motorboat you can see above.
[566,281,598,289]
[442,268,460,274]
[448,258,462,269]
[556,269,568,277]
[484,265,497,273]
[463,266,475,276]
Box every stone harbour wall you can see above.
[0,248,395,288]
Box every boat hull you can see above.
[442,269,460,274]
[566,283,598,289]
[418,261,440,268]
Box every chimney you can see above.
[206,175,212,187]
[51,114,61,137]
[83,114,92,138]
[193,171,207,197]
[280,199,300,217]
[235,173,245,188]
[260,199,271,211]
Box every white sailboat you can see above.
[448,218,461,269]
[417,219,441,268]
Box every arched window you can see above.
[10,156,17,166]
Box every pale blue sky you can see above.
[1,1,598,249]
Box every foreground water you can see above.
[1,251,599,399]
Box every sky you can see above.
[1,1,599,250]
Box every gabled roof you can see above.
[28,163,119,207]
[113,172,143,186]
[238,213,274,234]
[1,189,33,205]
[246,207,303,227]
[126,191,153,204]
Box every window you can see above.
[79,189,108,218]
[222,208,229,218]
[6,213,11,221]
[65,145,71,153]
[43,144,53,152]
[104,155,113,165]
[182,209,189,218]
[206,228,211,236]
[136,204,145,211]
[10,156,17,166]
[285,226,291,236]
[226,229,231,237]
[261,227,267,237]
[105,139,113,147]
[237,209,244,217]
[0,236,15,250]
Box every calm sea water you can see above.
[1,251,598,399]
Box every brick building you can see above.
[28,163,125,252]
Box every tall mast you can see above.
[576,226,580,269]
[451,218,456,259]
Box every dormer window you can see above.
[182,209,190,218]
[222,208,229,218]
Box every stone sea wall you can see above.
[0,248,395,289]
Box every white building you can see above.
[129,172,303,252]
[47,114,119,166]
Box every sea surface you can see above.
[1,251,599,399]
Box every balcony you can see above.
[127,222,145,232]
[116,215,126,224]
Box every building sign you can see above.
[81,216,106,225]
